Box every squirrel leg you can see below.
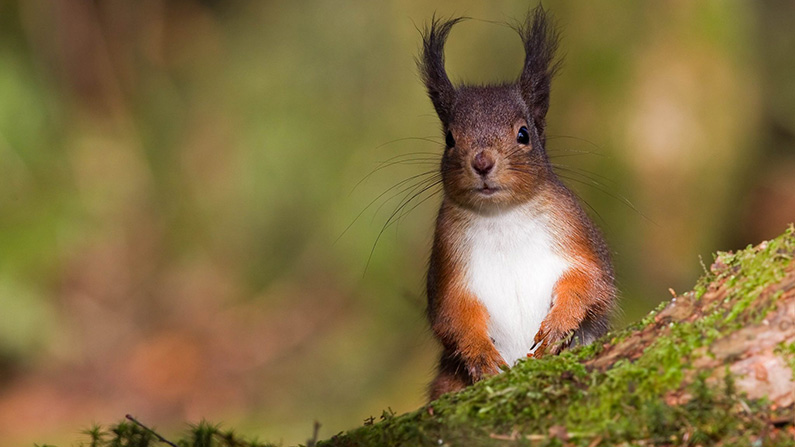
[428,349,470,400]
[532,268,596,358]
[432,291,506,382]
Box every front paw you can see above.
[466,348,506,381]
[531,321,574,358]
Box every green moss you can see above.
[775,341,795,378]
[60,420,275,447]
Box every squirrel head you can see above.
[419,6,561,211]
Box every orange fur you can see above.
[428,285,506,400]
[433,286,506,377]
[533,268,592,356]
[532,204,614,357]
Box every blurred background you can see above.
[0,0,793,445]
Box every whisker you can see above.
[553,171,638,213]
[349,157,438,195]
[375,137,442,149]
[546,134,605,151]
[394,185,443,228]
[372,174,442,221]
[548,150,605,158]
[374,151,440,163]
[365,179,444,275]
[552,175,607,225]
[335,170,439,244]
[507,168,606,225]
[548,163,620,186]
[506,164,654,225]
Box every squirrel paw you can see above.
[465,349,506,381]
[530,322,575,358]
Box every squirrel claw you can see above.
[531,326,574,358]
[466,351,505,381]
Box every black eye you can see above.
[445,130,455,148]
[517,126,530,145]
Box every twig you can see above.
[125,414,179,447]
[306,421,321,447]
[699,255,709,276]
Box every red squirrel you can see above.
[420,7,616,400]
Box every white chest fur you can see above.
[463,206,570,365]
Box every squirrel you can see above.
[419,6,617,401]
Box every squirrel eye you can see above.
[517,126,530,145]
[445,130,456,148]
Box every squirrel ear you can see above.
[518,5,561,141]
[418,16,464,126]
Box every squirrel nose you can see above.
[471,151,495,177]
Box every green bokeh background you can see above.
[1,1,793,445]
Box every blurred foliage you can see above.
[0,0,793,446]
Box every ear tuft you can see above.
[418,15,465,126]
[517,5,561,141]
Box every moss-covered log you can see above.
[320,226,795,447]
[52,227,795,447]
